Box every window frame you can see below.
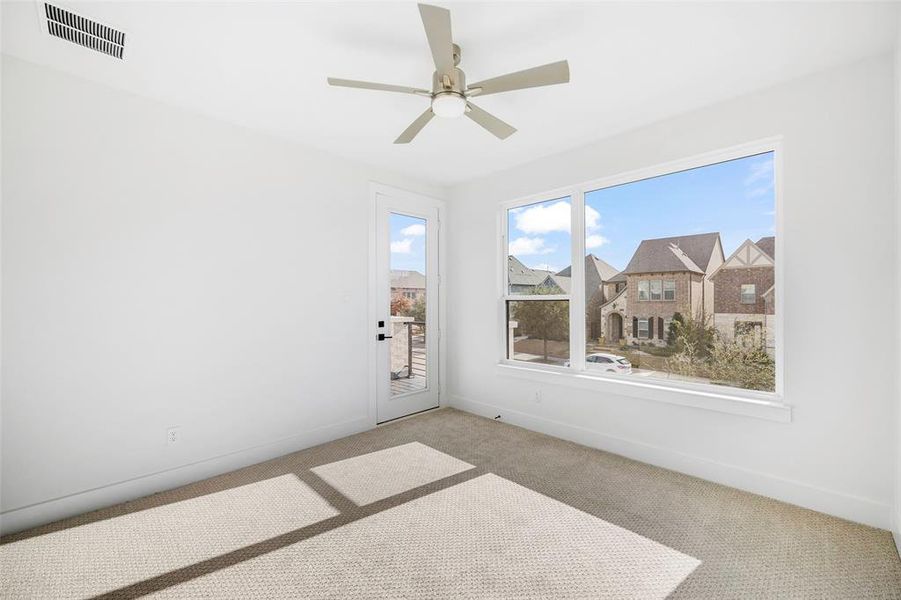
[637,280,650,301]
[740,283,757,304]
[637,318,650,339]
[501,193,575,367]
[497,137,787,422]
[663,280,676,301]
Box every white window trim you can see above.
[497,136,788,422]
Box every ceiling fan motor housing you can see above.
[432,66,466,95]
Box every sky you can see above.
[390,213,427,273]
[507,151,776,273]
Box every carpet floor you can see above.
[2,408,900,599]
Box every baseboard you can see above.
[0,416,372,535]
[451,395,891,530]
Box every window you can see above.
[637,281,649,300]
[503,145,779,399]
[663,280,675,300]
[505,196,571,365]
[637,318,649,339]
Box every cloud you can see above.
[513,200,571,234]
[586,234,609,249]
[585,205,601,231]
[745,157,774,186]
[390,239,413,254]
[400,223,425,236]
[509,236,554,256]
[744,157,775,200]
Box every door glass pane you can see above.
[507,197,571,295]
[389,213,427,396]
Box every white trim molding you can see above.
[451,396,889,529]
[496,362,791,422]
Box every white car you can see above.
[584,353,632,374]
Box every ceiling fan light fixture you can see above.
[431,92,466,118]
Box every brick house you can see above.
[710,236,775,355]
[598,233,724,345]
[557,254,619,338]
[390,270,426,302]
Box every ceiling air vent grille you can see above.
[44,3,125,59]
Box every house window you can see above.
[637,280,649,300]
[663,280,675,300]
[741,284,756,304]
[637,318,649,339]
[505,196,571,366]
[504,145,779,399]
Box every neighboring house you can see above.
[558,255,620,339]
[710,236,775,355]
[507,256,567,294]
[599,232,725,345]
[508,254,619,334]
[390,270,426,302]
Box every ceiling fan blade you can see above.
[327,78,430,96]
[467,60,570,97]
[418,4,455,77]
[394,108,435,144]
[465,103,516,140]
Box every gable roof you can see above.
[623,232,721,275]
[538,273,571,293]
[756,236,775,260]
[555,254,620,282]
[708,237,775,280]
[390,270,425,289]
[508,256,555,287]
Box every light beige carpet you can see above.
[152,474,699,599]
[2,408,900,599]
[311,441,475,505]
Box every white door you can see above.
[374,189,440,423]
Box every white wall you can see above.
[894,16,901,550]
[447,54,897,529]
[0,56,445,534]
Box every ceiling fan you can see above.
[327,3,570,144]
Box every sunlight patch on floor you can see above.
[311,441,474,505]
[154,474,700,599]
[0,474,338,600]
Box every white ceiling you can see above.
[3,1,899,185]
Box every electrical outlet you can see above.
[166,427,180,445]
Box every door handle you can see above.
[377,333,393,341]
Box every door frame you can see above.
[367,182,446,426]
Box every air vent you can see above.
[44,3,125,59]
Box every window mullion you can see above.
[570,188,586,371]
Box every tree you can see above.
[510,286,569,361]
[390,295,411,316]
[409,297,426,322]
[706,335,775,392]
[666,312,684,346]
[669,312,715,358]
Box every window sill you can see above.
[495,362,791,423]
